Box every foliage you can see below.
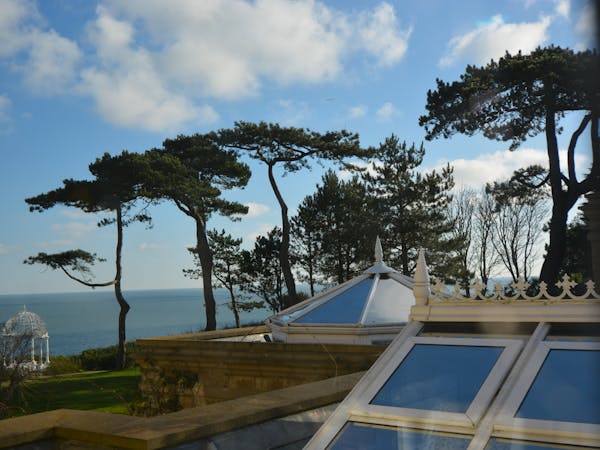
[486,174,549,283]
[364,135,457,277]
[43,355,82,376]
[79,342,138,371]
[24,250,110,287]
[292,171,377,285]
[420,46,600,283]
[143,135,250,331]
[240,227,287,313]
[185,229,263,328]
[25,151,152,369]
[471,188,502,286]
[0,333,38,418]
[218,121,371,306]
[446,189,476,293]
[559,214,592,280]
[290,194,322,297]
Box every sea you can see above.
[0,288,271,356]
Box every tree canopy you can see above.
[218,121,369,307]
[143,134,250,330]
[364,136,456,277]
[419,46,600,283]
[25,151,150,369]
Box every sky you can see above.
[0,0,596,295]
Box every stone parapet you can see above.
[0,372,364,450]
[132,326,385,411]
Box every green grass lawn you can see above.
[10,368,141,417]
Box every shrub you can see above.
[79,342,138,371]
[44,355,81,375]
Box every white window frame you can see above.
[327,421,473,449]
[494,341,600,448]
[305,322,527,450]
[348,336,523,430]
[484,436,600,449]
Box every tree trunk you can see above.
[267,164,297,307]
[195,218,217,331]
[228,287,240,328]
[114,206,130,370]
[539,108,573,285]
[539,202,569,284]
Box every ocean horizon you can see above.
[0,288,271,356]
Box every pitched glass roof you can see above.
[269,238,414,327]
[305,251,600,450]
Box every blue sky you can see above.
[0,0,595,295]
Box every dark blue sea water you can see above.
[0,288,270,356]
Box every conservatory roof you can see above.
[305,250,600,450]
[268,238,413,328]
[2,306,48,338]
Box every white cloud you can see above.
[276,99,310,126]
[554,0,570,18]
[0,94,12,132]
[139,242,164,251]
[439,14,551,67]
[575,1,596,48]
[1,1,411,132]
[349,105,367,119]
[337,159,380,181]
[58,210,90,220]
[245,202,271,218]
[51,221,96,238]
[23,29,82,94]
[104,0,345,99]
[0,0,82,94]
[79,6,216,133]
[376,102,395,121]
[431,147,589,190]
[0,243,17,255]
[0,0,37,57]
[245,223,276,243]
[78,0,410,131]
[39,239,76,248]
[357,2,412,66]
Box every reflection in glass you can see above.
[363,278,411,325]
[294,278,373,324]
[327,422,470,450]
[485,437,592,449]
[516,349,600,424]
[371,344,503,412]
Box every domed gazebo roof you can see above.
[2,307,48,338]
[267,238,414,345]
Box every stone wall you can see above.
[132,326,385,412]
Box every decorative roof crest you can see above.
[429,274,600,303]
[374,236,383,264]
[413,248,430,306]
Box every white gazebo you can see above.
[2,306,50,370]
[267,238,414,345]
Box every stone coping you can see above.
[0,371,364,450]
[136,325,271,342]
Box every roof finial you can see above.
[413,248,430,306]
[375,236,383,264]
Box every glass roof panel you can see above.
[293,278,373,324]
[363,277,411,325]
[516,349,600,424]
[327,422,471,450]
[485,437,593,449]
[371,344,504,412]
